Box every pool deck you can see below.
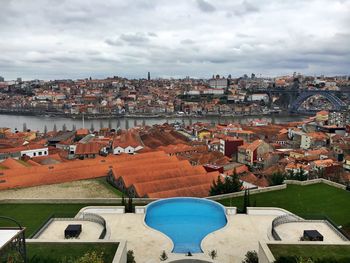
[101,213,173,263]
[202,214,276,262]
[37,220,104,240]
[34,209,349,263]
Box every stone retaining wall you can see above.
[206,184,286,201]
[284,179,346,189]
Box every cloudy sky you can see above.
[0,0,349,80]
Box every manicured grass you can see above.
[218,183,350,227]
[27,242,118,263]
[269,244,350,261]
[0,203,118,237]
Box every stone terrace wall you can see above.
[206,184,286,201]
[284,179,346,190]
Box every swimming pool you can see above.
[145,198,227,253]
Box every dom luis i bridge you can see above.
[261,88,349,113]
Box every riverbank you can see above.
[0,108,301,120]
[0,113,308,132]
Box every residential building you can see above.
[208,76,228,89]
[237,139,273,167]
[219,136,244,159]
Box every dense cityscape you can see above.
[0,73,350,118]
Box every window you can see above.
[44,151,47,155]
[38,152,42,156]
[33,152,36,156]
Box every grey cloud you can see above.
[196,0,216,13]
[105,38,124,46]
[119,33,150,45]
[51,56,84,63]
[0,0,349,79]
[180,39,195,45]
[234,0,260,16]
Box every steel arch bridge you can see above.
[289,90,346,112]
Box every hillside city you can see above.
[0,73,350,117]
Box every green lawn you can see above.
[218,183,350,228]
[26,242,118,263]
[0,203,117,237]
[269,244,350,261]
[1,183,349,240]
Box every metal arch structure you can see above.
[0,216,27,263]
[289,90,346,113]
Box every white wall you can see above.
[20,147,48,158]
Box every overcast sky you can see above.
[0,0,349,80]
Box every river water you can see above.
[0,113,307,132]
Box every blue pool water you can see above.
[145,198,227,253]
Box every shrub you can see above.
[208,250,217,260]
[74,251,104,263]
[242,250,258,263]
[159,251,168,261]
[127,250,136,263]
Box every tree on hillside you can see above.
[242,189,250,213]
[270,171,285,186]
[210,174,242,196]
[44,125,48,135]
[287,168,308,181]
[210,176,225,196]
[53,124,57,133]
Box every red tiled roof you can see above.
[0,152,167,190]
[75,141,107,155]
[76,128,89,136]
[147,182,214,198]
[132,172,219,197]
[0,158,28,169]
[113,129,143,148]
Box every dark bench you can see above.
[303,230,323,241]
[64,224,82,238]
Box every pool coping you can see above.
[142,197,229,254]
